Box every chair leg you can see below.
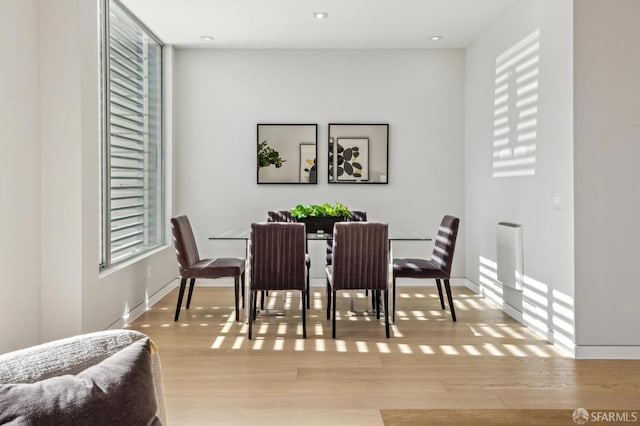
[249,290,258,319]
[174,278,188,321]
[384,289,390,338]
[185,278,196,309]
[241,272,246,309]
[332,289,337,339]
[248,291,254,339]
[302,290,307,339]
[435,279,445,309]
[371,289,376,311]
[444,279,456,322]
[326,279,331,320]
[392,277,397,323]
[260,291,265,310]
[306,271,311,309]
[376,290,381,320]
[234,276,240,321]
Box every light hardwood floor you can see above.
[127,285,640,425]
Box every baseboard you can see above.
[575,345,640,359]
[463,279,577,358]
[109,278,178,330]
[465,279,640,359]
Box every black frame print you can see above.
[257,123,318,184]
[328,123,389,184]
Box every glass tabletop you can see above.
[208,228,250,239]
[209,227,430,241]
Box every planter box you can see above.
[298,216,348,234]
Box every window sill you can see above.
[99,244,172,279]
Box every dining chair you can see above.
[266,210,296,223]
[267,210,311,308]
[392,215,460,322]
[249,222,307,339]
[326,222,390,338]
[170,215,245,321]
[324,211,377,309]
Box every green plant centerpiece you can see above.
[258,141,285,168]
[290,202,352,234]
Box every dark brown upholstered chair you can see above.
[392,215,460,322]
[326,222,390,338]
[267,210,311,308]
[170,215,245,321]
[266,210,296,223]
[249,222,307,339]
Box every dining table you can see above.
[209,226,431,322]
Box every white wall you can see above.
[1,0,177,353]
[39,0,83,340]
[0,0,42,352]
[574,0,640,357]
[174,49,466,278]
[465,0,575,353]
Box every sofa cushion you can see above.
[0,338,161,425]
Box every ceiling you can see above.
[118,0,520,49]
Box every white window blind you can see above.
[101,0,163,268]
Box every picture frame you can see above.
[328,123,389,184]
[257,123,317,184]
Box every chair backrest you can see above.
[348,211,368,222]
[327,211,367,262]
[331,222,388,291]
[430,215,460,275]
[267,210,297,223]
[170,215,200,275]
[250,222,306,291]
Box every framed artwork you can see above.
[257,123,317,184]
[299,143,317,183]
[336,138,368,181]
[328,123,389,184]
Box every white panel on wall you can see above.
[496,222,524,290]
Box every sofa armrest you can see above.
[0,329,167,425]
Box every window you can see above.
[100,0,163,268]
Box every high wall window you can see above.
[100,0,163,268]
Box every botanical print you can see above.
[299,143,317,183]
[336,138,368,181]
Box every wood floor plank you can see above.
[168,408,384,426]
[381,409,577,426]
[127,286,640,425]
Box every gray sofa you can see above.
[0,329,167,425]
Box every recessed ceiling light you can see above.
[430,35,443,41]
[312,12,328,20]
[200,35,215,41]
